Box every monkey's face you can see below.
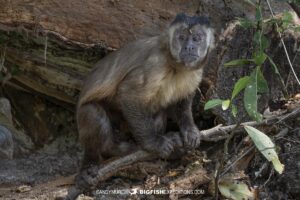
[169,22,214,69]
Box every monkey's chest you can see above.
[146,70,202,109]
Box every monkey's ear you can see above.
[171,13,187,25]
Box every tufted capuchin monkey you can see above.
[77,13,215,168]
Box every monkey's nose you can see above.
[185,46,195,51]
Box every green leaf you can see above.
[231,104,238,118]
[257,67,269,93]
[294,26,300,32]
[253,52,267,66]
[282,11,293,22]
[282,11,293,28]
[253,30,269,51]
[204,99,223,110]
[243,68,263,122]
[224,59,251,67]
[222,99,231,110]
[255,6,263,22]
[244,125,284,174]
[231,76,251,100]
[267,18,278,26]
[253,31,261,47]
[261,35,270,50]
[277,27,284,33]
[237,17,255,28]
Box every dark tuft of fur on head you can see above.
[171,13,210,27]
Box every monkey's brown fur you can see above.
[77,14,215,168]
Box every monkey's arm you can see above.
[120,98,182,158]
[172,94,201,148]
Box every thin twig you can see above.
[275,108,300,124]
[265,0,300,86]
[220,146,255,177]
[263,167,274,187]
[224,124,239,156]
[202,108,300,141]
[214,123,239,200]
[214,162,220,200]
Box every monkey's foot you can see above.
[165,131,183,148]
[147,131,183,159]
[181,127,201,149]
[75,165,99,189]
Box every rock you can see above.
[0,126,13,159]
[0,97,34,158]
[0,98,14,159]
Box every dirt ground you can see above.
[0,135,81,199]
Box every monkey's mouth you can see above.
[180,54,199,64]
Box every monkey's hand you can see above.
[181,126,201,149]
[144,132,183,159]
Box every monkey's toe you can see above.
[75,166,99,190]
[182,128,201,149]
[156,136,176,158]
[167,131,183,147]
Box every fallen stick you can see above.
[66,108,300,200]
[201,108,300,141]
[65,150,154,200]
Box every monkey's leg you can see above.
[75,103,135,199]
[168,94,201,149]
[120,100,182,158]
[153,111,167,135]
[154,111,185,159]
[77,103,138,168]
[77,103,115,168]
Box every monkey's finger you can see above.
[167,142,174,152]
[160,147,172,158]
[159,141,173,157]
[171,134,183,147]
[192,135,200,148]
[175,137,183,147]
[191,136,197,148]
[195,136,201,147]
[182,133,188,145]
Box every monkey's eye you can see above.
[192,35,202,42]
[178,35,186,41]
